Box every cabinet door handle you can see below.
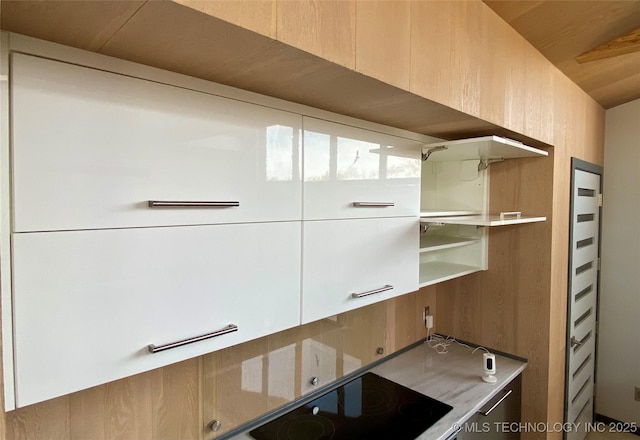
[480,389,513,416]
[352,202,395,207]
[499,211,521,220]
[570,336,583,347]
[148,324,238,353]
[148,200,240,208]
[351,285,393,298]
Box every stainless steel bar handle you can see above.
[481,389,513,417]
[352,202,395,207]
[148,200,240,208]
[148,324,238,353]
[351,285,393,299]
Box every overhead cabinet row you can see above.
[6,54,422,408]
[4,53,547,409]
[12,54,420,232]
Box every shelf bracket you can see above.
[478,158,504,171]
[421,146,448,161]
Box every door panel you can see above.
[565,165,601,440]
[12,222,301,407]
[11,53,302,232]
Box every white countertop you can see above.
[371,341,527,440]
[224,339,527,440]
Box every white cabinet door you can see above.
[303,117,420,220]
[11,222,301,407]
[11,54,302,232]
[302,217,418,324]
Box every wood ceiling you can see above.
[484,0,640,109]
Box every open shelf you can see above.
[420,210,480,218]
[419,261,482,287]
[421,214,546,226]
[420,235,480,253]
[421,135,548,162]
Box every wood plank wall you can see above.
[0,1,605,440]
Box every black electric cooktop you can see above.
[249,372,452,440]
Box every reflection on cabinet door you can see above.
[11,222,301,408]
[303,117,420,220]
[11,53,302,232]
[302,217,418,324]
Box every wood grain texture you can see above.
[355,0,411,89]
[478,3,506,128]
[6,396,70,440]
[151,359,202,440]
[410,0,454,109]
[449,0,482,118]
[173,0,277,38]
[576,28,640,64]
[202,336,270,439]
[100,1,278,84]
[0,0,146,52]
[436,151,554,440]
[485,0,640,108]
[276,0,356,69]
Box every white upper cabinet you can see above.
[420,136,548,226]
[11,54,302,232]
[418,136,548,287]
[302,217,418,324]
[302,117,421,220]
[11,222,301,407]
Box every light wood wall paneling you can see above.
[501,25,528,135]
[0,0,146,52]
[276,0,356,69]
[435,274,484,342]
[355,0,411,90]
[449,0,482,118]
[341,301,388,368]
[7,396,70,440]
[68,386,107,440]
[93,370,155,440]
[410,0,454,110]
[151,359,202,440]
[173,0,277,38]
[202,336,270,439]
[7,360,203,440]
[100,1,278,84]
[524,45,554,145]
[389,292,420,350]
[478,3,507,129]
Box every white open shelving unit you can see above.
[418,136,548,288]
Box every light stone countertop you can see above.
[371,341,527,440]
[224,340,527,440]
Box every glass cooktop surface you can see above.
[249,372,452,440]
